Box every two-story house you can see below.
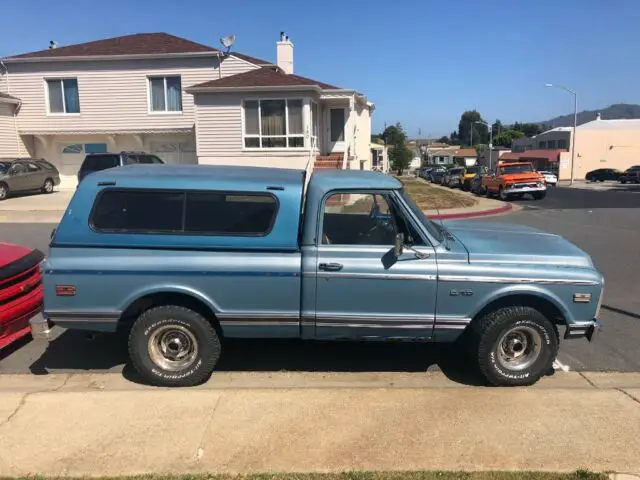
[0,32,374,188]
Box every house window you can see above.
[558,139,567,149]
[538,141,547,149]
[46,79,80,114]
[547,140,556,149]
[149,76,182,112]
[243,99,305,148]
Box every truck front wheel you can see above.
[470,306,559,386]
[128,305,222,387]
[532,191,547,200]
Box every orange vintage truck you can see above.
[481,161,547,200]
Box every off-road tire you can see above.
[499,187,509,201]
[42,178,54,194]
[128,305,221,387]
[0,182,8,201]
[470,306,559,386]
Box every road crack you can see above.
[0,392,30,430]
[194,394,223,463]
[578,372,598,388]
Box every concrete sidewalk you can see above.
[0,190,71,223]
[0,371,639,476]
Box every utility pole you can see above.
[545,84,578,185]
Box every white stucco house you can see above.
[0,32,375,188]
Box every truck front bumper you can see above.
[505,184,546,194]
[29,314,54,341]
[564,320,602,342]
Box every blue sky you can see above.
[2,0,639,137]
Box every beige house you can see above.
[0,32,374,188]
[511,115,640,180]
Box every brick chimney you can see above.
[276,32,294,74]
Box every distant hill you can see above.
[540,103,640,128]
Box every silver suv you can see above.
[0,158,61,201]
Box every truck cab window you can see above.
[322,193,398,245]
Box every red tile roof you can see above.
[452,148,477,157]
[519,149,565,162]
[7,33,270,65]
[189,66,340,90]
[498,152,523,161]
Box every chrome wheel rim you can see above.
[496,325,542,372]
[148,324,199,371]
[499,189,507,200]
[0,185,6,199]
[45,181,53,192]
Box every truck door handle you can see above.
[319,262,343,272]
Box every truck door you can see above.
[310,190,438,340]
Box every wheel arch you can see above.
[118,286,222,336]
[470,288,570,327]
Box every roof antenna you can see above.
[219,34,236,55]
[49,40,58,49]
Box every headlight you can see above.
[537,182,545,187]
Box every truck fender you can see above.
[119,284,222,317]
[468,284,574,324]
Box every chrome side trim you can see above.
[220,320,299,327]
[316,314,435,323]
[45,310,120,322]
[438,275,599,286]
[217,311,300,320]
[312,272,437,281]
[316,322,431,330]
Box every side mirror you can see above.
[394,232,405,257]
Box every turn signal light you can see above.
[55,285,76,296]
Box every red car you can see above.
[0,242,44,349]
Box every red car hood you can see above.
[0,242,33,268]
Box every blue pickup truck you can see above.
[34,165,603,387]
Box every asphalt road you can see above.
[1,185,639,377]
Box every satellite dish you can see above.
[220,35,236,52]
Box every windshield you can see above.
[399,188,443,243]
[0,161,10,174]
[499,164,534,174]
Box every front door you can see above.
[313,190,438,339]
[327,108,346,153]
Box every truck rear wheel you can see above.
[128,305,221,387]
[532,191,547,200]
[470,306,558,386]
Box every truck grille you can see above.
[0,265,42,308]
[511,183,538,189]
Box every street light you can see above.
[474,120,493,169]
[545,83,577,185]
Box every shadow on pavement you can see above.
[27,330,507,387]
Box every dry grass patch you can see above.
[398,177,477,210]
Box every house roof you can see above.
[452,148,477,157]
[187,65,341,91]
[0,92,21,103]
[519,149,565,162]
[4,32,272,65]
[8,33,217,59]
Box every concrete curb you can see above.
[429,202,513,220]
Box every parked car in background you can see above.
[0,242,44,349]
[443,167,465,188]
[470,171,487,195]
[538,170,558,187]
[619,166,640,184]
[429,168,447,184]
[585,168,622,182]
[36,164,604,388]
[0,158,60,201]
[461,166,486,191]
[77,151,164,184]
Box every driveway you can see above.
[1,186,639,377]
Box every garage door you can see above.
[150,141,197,165]
[58,142,108,189]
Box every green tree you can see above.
[381,122,407,146]
[493,129,525,148]
[437,135,451,144]
[389,140,412,175]
[457,110,488,146]
[511,122,543,137]
[491,119,503,135]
